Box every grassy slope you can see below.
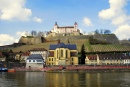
[11,35,130,52]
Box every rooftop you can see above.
[49,42,77,50]
[27,54,43,60]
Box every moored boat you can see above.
[0,62,8,72]
[0,68,8,72]
[8,69,15,72]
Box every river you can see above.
[0,71,130,87]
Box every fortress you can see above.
[17,22,81,45]
[51,22,80,34]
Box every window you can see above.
[66,50,68,58]
[61,50,63,57]
[72,58,73,61]
[29,60,31,62]
[57,50,58,58]
[33,60,35,62]
[110,58,112,62]
[37,60,42,62]
[52,58,53,61]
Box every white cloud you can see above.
[99,0,127,20]
[114,24,130,39]
[98,0,130,40]
[0,34,16,46]
[16,31,27,36]
[83,17,93,27]
[33,17,42,23]
[0,0,32,21]
[0,31,28,46]
[0,0,42,22]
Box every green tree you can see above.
[9,49,13,53]
[79,44,86,64]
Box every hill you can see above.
[1,34,130,53]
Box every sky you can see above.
[0,0,130,46]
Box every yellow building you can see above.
[85,54,99,65]
[98,54,124,65]
[47,42,78,65]
[85,53,125,65]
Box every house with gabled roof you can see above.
[85,53,130,65]
[21,51,30,62]
[26,54,44,68]
[29,48,48,65]
[85,54,99,65]
[47,42,78,65]
[123,55,130,64]
[98,53,124,65]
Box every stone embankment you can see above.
[14,65,130,72]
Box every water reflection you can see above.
[0,72,130,87]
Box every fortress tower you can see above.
[53,22,58,33]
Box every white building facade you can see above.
[26,54,44,68]
[29,48,48,63]
[51,22,80,34]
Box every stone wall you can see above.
[26,63,43,68]
[18,36,46,45]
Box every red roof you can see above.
[22,51,30,56]
[87,55,97,60]
[58,26,74,28]
[98,53,130,60]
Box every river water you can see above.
[0,71,130,87]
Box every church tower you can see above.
[74,22,78,31]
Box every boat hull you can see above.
[0,68,8,72]
[8,69,15,72]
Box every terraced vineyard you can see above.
[11,34,130,53]
[12,39,87,52]
[90,44,130,52]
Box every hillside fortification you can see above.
[18,36,46,45]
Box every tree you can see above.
[9,50,13,53]
[79,44,86,64]
[38,31,44,36]
[100,29,104,34]
[95,29,99,34]
[31,30,37,36]
[104,29,111,34]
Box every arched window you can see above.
[72,58,73,61]
[61,50,63,57]
[66,50,68,58]
[57,50,58,58]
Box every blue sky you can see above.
[0,0,130,46]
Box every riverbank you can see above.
[14,65,130,72]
